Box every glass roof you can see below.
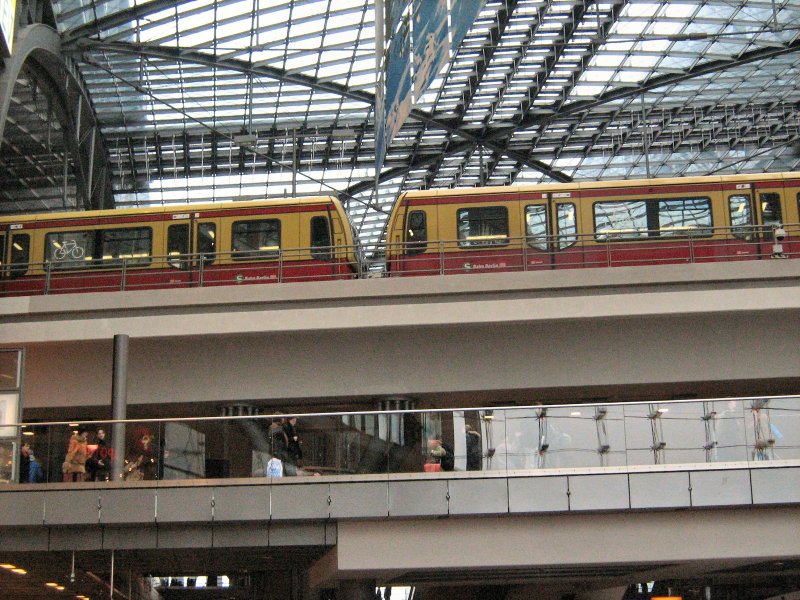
[1,0,799,245]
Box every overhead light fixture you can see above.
[46,582,59,587]
[0,564,16,569]
[11,568,27,574]
[570,411,581,416]
[22,431,34,436]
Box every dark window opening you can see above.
[405,210,427,255]
[197,223,217,264]
[311,216,332,260]
[167,224,190,269]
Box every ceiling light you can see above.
[0,564,16,569]
[46,582,59,587]
[11,568,27,574]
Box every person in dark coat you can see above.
[86,428,112,482]
[283,416,303,473]
[19,441,31,483]
[465,424,482,471]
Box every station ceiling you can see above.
[1,0,800,245]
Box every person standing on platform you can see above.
[283,416,303,476]
[62,427,89,482]
[87,427,112,481]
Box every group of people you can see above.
[62,426,113,482]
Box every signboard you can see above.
[0,0,16,57]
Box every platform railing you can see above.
[3,395,798,485]
[0,224,797,296]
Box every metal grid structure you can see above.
[1,0,800,246]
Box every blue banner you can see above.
[385,20,413,145]
[450,0,484,52]
[412,0,448,99]
[388,0,409,36]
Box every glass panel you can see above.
[457,206,509,247]
[525,204,548,250]
[658,197,712,237]
[557,203,577,249]
[0,350,21,390]
[0,440,13,483]
[45,231,95,270]
[729,194,754,240]
[760,192,783,227]
[9,234,30,277]
[167,223,190,268]
[0,233,4,267]
[310,216,332,260]
[0,391,19,437]
[197,223,217,264]
[405,210,427,255]
[761,397,800,460]
[594,201,649,240]
[100,228,152,266]
[232,220,280,259]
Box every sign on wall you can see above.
[0,0,16,57]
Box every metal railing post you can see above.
[439,241,445,275]
[44,262,52,294]
[278,250,284,283]
[120,258,127,291]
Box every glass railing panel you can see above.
[0,439,14,482]
[742,397,800,462]
[760,397,800,460]
[703,400,749,462]
[5,396,799,486]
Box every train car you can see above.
[0,196,360,295]
[384,172,800,275]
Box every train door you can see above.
[521,196,551,270]
[0,227,32,295]
[753,182,785,257]
[192,216,220,286]
[165,214,192,287]
[552,197,580,268]
[725,189,757,260]
[401,207,434,274]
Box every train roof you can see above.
[397,172,800,201]
[0,196,342,224]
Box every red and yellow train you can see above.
[385,172,799,275]
[0,196,360,295]
[0,172,797,295]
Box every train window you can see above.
[100,228,152,266]
[457,206,509,247]
[232,219,280,260]
[9,234,30,278]
[167,224,190,269]
[310,216,332,260]
[405,210,427,255]
[658,197,712,237]
[525,205,548,251]
[760,193,782,226]
[197,223,217,264]
[729,195,754,240]
[557,204,577,250]
[594,201,649,240]
[45,231,95,270]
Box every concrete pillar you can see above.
[111,334,129,481]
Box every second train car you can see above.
[385,172,800,275]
